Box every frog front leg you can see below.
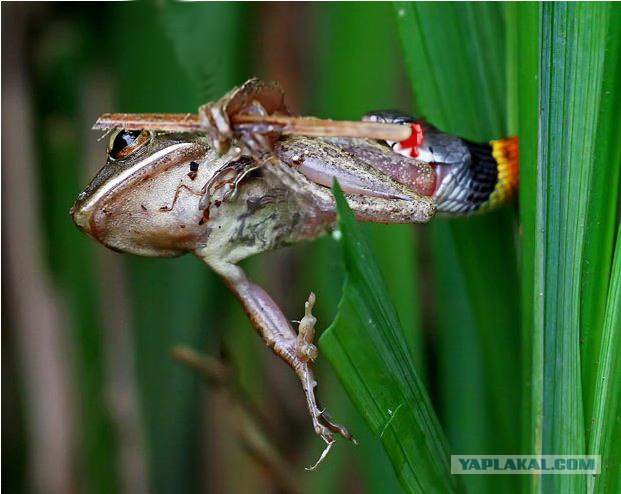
[202,256,355,468]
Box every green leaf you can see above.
[507,5,542,494]
[428,220,491,494]
[588,224,621,493]
[161,2,247,102]
[395,10,521,494]
[395,2,507,138]
[580,5,621,425]
[536,3,613,492]
[397,5,620,494]
[319,182,457,494]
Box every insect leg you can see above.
[198,78,289,157]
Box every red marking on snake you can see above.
[395,123,424,158]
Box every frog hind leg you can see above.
[320,135,438,197]
[272,136,437,222]
[200,256,356,469]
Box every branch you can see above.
[94,113,412,142]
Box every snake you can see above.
[365,111,519,215]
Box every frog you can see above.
[71,78,518,468]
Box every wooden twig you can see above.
[93,112,412,142]
[171,346,302,494]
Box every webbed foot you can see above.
[293,293,357,470]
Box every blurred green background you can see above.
[2,3,429,492]
[3,2,620,494]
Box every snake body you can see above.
[365,111,519,215]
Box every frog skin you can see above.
[71,78,518,468]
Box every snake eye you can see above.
[108,129,151,161]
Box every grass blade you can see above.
[580,6,621,423]
[537,3,613,492]
[588,225,621,493]
[161,2,246,103]
[507,5,542,494]
[395,7,521,490]
[319,183,456,494]
[428,221,491,494]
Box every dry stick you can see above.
[93,112,413,142]
[171,346,302,494]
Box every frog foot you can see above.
[294,293,357,470]
[198,78,287,158]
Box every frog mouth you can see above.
[70,203,95,237]
[70,142,194,240]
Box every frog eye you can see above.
[108,129,152,161]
